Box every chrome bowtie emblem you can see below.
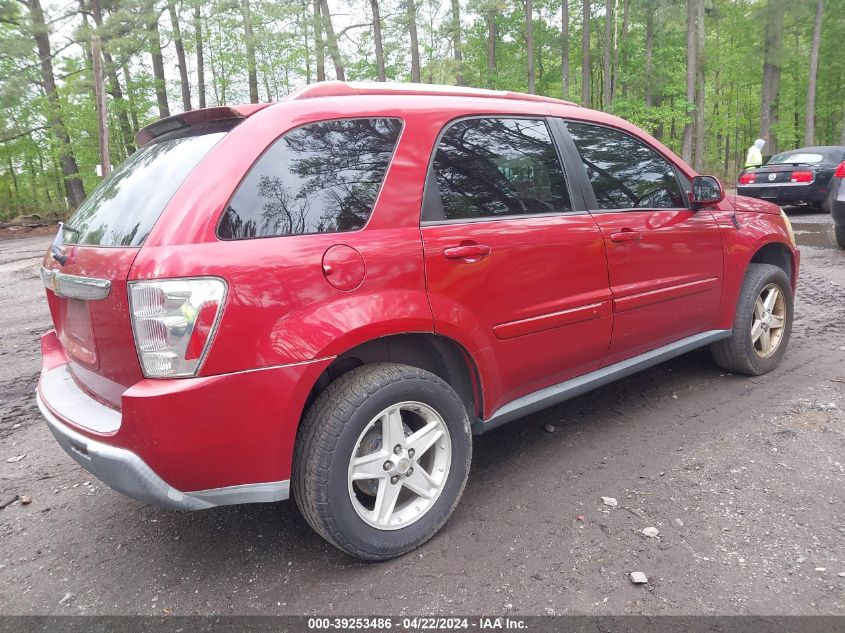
[768,173,777,181]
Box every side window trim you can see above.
[420,114,586,225]
[559,118,690,213]
[216,116,404,241]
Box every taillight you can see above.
[128,278,226,378]
[738,172,756,185]
[835,162,845,178]
[790,170,813,183]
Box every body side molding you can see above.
[473,329,731,434]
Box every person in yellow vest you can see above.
[745,138,765,169]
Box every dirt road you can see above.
[1,212,843,615]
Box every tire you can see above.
[292,363,472,561]
[710,263,793,376]
[835,223,845,249]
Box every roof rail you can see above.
[285,81,580,108]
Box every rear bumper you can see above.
[37,330,332,510]
[737,183,826,205]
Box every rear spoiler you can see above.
[134,104,270,148]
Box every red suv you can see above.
[37,82,799,560]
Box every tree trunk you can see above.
[91,35,110,177]
[526,0,535,94]
[146,2,170,118]
[313,0,325,82]
[370,0,386,81]
[123,62,140,130]
[28,0,86,207]
[451,0,463,86]
[619,0,629,97]
[320,0,345,81]
[194,3,206,107]
[602,0,612,109]
[486,10,497,89]
[408,0,421,82]
[561,0,569,99]
[692,0,705,171]
[804,0,823,146]
[88,0,135,154]
[582,0,590,107]
[167,0,191,111]
[644,0,654,107]
[681,0,697,163]
[241,0,259,103]
[761,0,786,155]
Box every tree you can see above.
[582,0,590,107]
[804,0,823,146]
[693,0,705,171]
[145,0,170,118]
[526,0,535,94]
[561,0,569,99]
[486,5,496,89]
[26,0,86,206]
[681,0,698,163]
[407,0,421,82]
[313,0,325,82]
[370,0,385,82]
[241,0,259,103]
[761,0,786,155]
[602,0,612,108]
[319,0,344,81]
[451,0,463,85]
[644,0,654,107]
[193,3,205,108]
[167,0,191,110]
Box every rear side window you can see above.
[64,128,229,246]
[426,117,572,221]
[566,121,685,210]
[218,118,402,239]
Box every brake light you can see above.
[128,278,226,378]
[835,162,845,178]
[790,170,813,183]
[738,172,756,185]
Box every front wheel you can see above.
[835,223,845,249]
[711,263,793,375]
[292,363,472,561]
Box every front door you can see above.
[562,120,724,366]
[420,116,613,415]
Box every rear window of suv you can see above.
[218,117,402,240]
[63,123,233,247]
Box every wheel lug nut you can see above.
[408,448,415,458]
[406,467,414,477]
[390,475,400,485]
[383,461,393,471]
[393,444,402,455]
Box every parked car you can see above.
[37,82,799,561]
[737,145,845,212]
[828,161,845,248]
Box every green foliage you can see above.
[2,0,845,219]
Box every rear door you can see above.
[42,125,232,407]
[560,120,724,366]
[421,116,612,413]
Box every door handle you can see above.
[610,229,642,244]
[443,244,492,260]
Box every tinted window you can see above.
[64,128,228,246]
[566,121,685,210]
[428,117,571,221]
[218,118,401,239]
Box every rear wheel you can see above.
[292,363,472,561]
[711,263,793,375]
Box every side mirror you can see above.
[690,175,725,208]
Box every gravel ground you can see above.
[0,211,843,615]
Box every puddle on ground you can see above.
[790,223,840,249]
